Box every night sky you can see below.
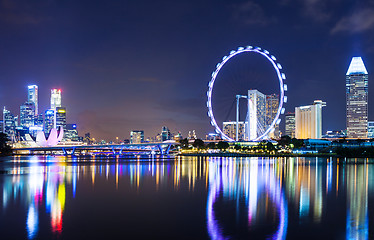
[1,0,374,140]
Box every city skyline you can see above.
[0,1,373,140]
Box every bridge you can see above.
[12,142,179,156]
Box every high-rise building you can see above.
[3,107,18,141]
[161,126,171,141]
[246,90,266,140]
[20,102,35,128]
[368,122,374,139]
[44,109,55,136]
[130,130,144,144]
[27,85,38,115]
[285,112,295,138]
[266,94,280,138]
[223,121,245,140]
[51,89,62,110]
[295,100,326,139]
[346,57,368,138]
[65,124,78,141]
[56,107,66,131]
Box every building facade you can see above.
[346,57,368,138]
[368,122,374,139]
[44,109,55,136]
[246,90,266,140]
[56,107,66,131]
[285,112,295,138]
[295,100,326,139]
[161,126,171,141]
[27,85,38,115]
[20,102,35,128]
[3,107,18,141]
[130,130,144,144]
[223,121,245,140]
[266,94,280,138]
[51,89,62,110]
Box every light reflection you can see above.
[0,156,373,239]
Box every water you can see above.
[0,155,373,239]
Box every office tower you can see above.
[346,57,368,138]
[285,112,295,138]
[223,121,245,140]
[266,94,280,138]
[368,122,374,138]
[161,126,171,141]
[65,124,78,141]
[20,102,35,128]
[246,89,266,140]
[130,130,144,144]
[56,107,66,131]
[3,107,18,141]
[295,100,326,139]
[44,109,55,136]
[51,89,62,109]
[27,85,38,115]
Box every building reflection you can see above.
[0,156,373,239]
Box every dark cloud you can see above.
[232,1,276,26]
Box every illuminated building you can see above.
[56,107,66,131]
[295,100,326,139]
[223,121,245,140]
[20,102,35,128]
[285,112,295,138]
[161,126,171,141]
[44,109,55,136]
[368,122,374,138]
[188,130,197,140]
[51,89,62,110]
[346,57,368,138]
[130,130,144,144]
[246,90,266,140]
[266,94,279,138]
[65,124,78,141]
[27,85,38,115]
[3,107,18,141]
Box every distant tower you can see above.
[266,94,280,138]
[28,85,38,115]
[295,100,326,139]
[161,126,171,141]
[285,112,295,138]
[346,57,368,138]
[51,89,62,110]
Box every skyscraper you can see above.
[130,130,144,144]
[223,121,245,140]
[44,109,55,136]
[27,85,38,115]
[20,102,35,128]
[285,112,295,138]
[346,57,368,138]
[295,100,326,139]
[56,107,66,131]
[246,89,266,140]
[161,126,171,141]
[51,89,62,109]
[3,107,18,141]
[266,94,280,138]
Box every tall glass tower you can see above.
[27,85,38,115]
[51,89,62,110]
[346,57,368,138]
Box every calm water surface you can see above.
[0,156,373,239]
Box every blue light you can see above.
[73,124,77,129]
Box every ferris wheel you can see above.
[206,46,287,141]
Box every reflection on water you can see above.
[0,156,373,239]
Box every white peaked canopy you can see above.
[346,57,368,75]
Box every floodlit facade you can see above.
[266,94,279,138]
[51,89,62,109]
[246,90,266,140]
[346,57,368,138]
[28,85,38,115]
[295,100,326,139]
[131,130,144,144]
[223,121,245,140]
[285,112,295,138]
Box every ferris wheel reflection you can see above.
[206,158,288,240]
